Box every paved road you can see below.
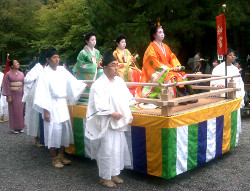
[0,116,249,191]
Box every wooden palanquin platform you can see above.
[65,97,242,179]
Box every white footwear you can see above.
[19,129,24,133]
[12,130,19,134]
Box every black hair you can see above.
[101,51,117,67]
[236,59,244,68]
[85,32,96,42]
[227,48,234,55]
[8,60,14,68]
[116,34,126,44]
[212,58,218,63]
[39,49,48,66]
[46,47,59,59]
[150,24,160,42]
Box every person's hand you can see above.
[97,61,103,69]
[7,96,12,103]
[217,84,225,88]
[97,65,103,69]
[110,112,123,120]
[44,110,50,122]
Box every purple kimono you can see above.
[2,70,24,130]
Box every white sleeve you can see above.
[24,64,41,85]
[210,65,225,87]
[65,69,86,105]
[32,71,52,115]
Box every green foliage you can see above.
[0,0,249,67]
[86,0,249,65]
[31,0,91,65]
[0,0,41,64]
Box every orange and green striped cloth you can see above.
[65,98,241,179]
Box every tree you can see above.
[0,0,41,64]
[32,0,91,65]
[87,0,249,67]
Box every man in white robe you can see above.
[33,48,86,168]
[85,51,135,188]
[211,49,245,108]
[22,50,47,147]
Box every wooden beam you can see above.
[160,88,240,106]
[186,74,223,78]
[160,75,241,88]
[80,75,241,88]
[191,85,221,90]
[228,79,236,99]
[134,98,159,105]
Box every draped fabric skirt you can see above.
[93,128,131,180]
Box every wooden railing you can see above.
[80,74,241,115]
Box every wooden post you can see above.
[228,78,236,99]
[161,86,172,116]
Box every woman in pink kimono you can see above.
[2,60,24,134]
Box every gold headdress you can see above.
[157,17,162,28]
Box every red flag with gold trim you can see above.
[216,14,227,55]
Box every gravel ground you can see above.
[0,116,249,191]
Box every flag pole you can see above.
[222,4,227,98]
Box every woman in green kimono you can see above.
[73,32,103,104]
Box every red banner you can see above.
[4,59,10,76]
[216,14,227,55]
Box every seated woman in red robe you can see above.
[136,23,197,105]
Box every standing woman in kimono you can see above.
[2,60,24,134]
[113,34,141,96]
[73,32,103,104]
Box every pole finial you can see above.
[222,4,226,13]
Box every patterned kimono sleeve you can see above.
[113,50,122,63]
[165,45,181,67]
[76,50,95,73]
[97,50,103,61]
[65,69,86,105]
[126,49,134,65]
[144,47,166,78]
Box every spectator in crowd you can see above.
[2,60,24,134]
